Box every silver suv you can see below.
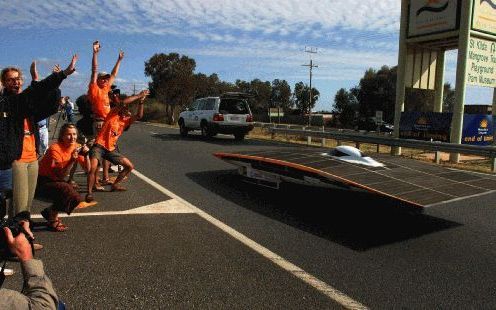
[178,92,254,140]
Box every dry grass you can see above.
[141,99,168,123]
[248,126,495,174]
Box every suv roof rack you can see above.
[220,92,254,99]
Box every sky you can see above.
[0,0,493,112]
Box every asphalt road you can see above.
[4,121,496,309]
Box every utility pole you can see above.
[302,47,318,126]
[133,83,136,95]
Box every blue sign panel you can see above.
[462,114,494,145]
[400,112,452,142]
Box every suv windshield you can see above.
[219,99,249,114]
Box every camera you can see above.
[75,136,90,155]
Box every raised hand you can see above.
[52,64,61,73]
[93,40,100,53]
[118,50,124,61]
[30,61,39,81]
[63,54,79,76]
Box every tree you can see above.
[404,82,455,113]
[334,65,457,127]
[356,66,397,123]
[249,79,272,113]
[405,88,434,112]
[144,53,196,124]
[443,83,455,112]
[194,73,218,99]
[293,82,319,115]
[233,79,272,113]
[193,73,237,99]
[333,88,358,128]
[235,79,251,94]
[271,79,292,111]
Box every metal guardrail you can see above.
[260,125,496,172]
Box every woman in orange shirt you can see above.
[37,124,96,231]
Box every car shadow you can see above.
[186,169,461,251]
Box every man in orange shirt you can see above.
[87,40,124,187]
[87,40,124,133]
[85,89,149,202]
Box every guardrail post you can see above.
[321,126,326,147]
[376,144,380,153]
[435,151,442,164]
[355,142,360,149]
[305,127,311,145]
[337,140,342,146]
[492,155,496,173]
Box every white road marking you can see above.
[131,169,369,310]
[425,190,496,207]
[31,200,194,219]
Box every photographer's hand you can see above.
[3,227,33,262]
[82,144,90,154]
[20,220,34,241]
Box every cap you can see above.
[97,72,111,79]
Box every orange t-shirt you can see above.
[87,82,112,120]
[95,110,132,151]
[19,119,37,163]
[39,142,77,181]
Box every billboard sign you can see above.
[400,112,494,145]
[462,114,494,145]
[408,0,460,38]
[400,112,452,142]
[467,36,496,88]
[472,0,496,35]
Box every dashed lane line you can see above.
[130,169,369,310]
